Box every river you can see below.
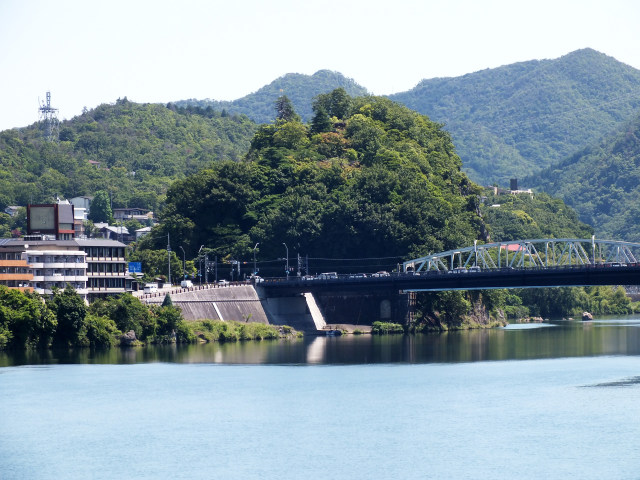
[1,317,640,479]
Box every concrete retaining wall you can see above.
[141,284,407,332]
[143,284,269,323]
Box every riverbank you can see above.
[187,320,302,343]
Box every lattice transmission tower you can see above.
[38,91,59,141]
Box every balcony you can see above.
[34,288,89,296]
[87,287,127,293]
[30,262,88,270]
[42,274,88,282]
[86,272,127,277]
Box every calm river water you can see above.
[2,318,640,479]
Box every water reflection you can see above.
[583,376,640,388]
[2,318,640,367]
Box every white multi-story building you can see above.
[0,238,130,302]
[28,249,88,298]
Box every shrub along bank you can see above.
[0,286,299,350]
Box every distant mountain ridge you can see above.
[175,70,369,124]
[175,49,640,186]
[0,99,257,211]
[390,48,640,185]
[527,111,640,242]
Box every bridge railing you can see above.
[403,238,640,273]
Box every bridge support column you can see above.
[314,290,410,326]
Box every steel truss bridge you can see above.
[260,238,640,293]
[402,238,640,272]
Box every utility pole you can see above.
[198,245,204,285]
[253,242,259,276]
[179,245,186,279]
[283,243,289,278]
[204,254,208,284]
[167,232,171,286]
[297,253,301,276]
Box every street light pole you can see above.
[198,245,204,286]
[179,246,186,280]
[253,242,259,276]
[283,242,289,278]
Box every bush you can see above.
[371,321,404,335]
[187,319,291,342]
[86,314,121,348]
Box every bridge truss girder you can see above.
[403,238,640,273]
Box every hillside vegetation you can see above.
[390,49,640,185]
[0,99,257,212]
[147,92,484,265]
[529,112,640,242]
[480,190,593,242]
[138,91,617,323]
[175,70,369,124]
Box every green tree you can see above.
[152,304,190,341]
[314,87,352,119]
[0,286,56,348]
[310,105,332,134]
[88,190,113,224]
[124,219,143,235]
[86,314,121,348]
[50,286,88,347]
[89,293,155,340]
[275,95,300,122]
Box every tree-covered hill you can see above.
[147,91,593,269]
[147,92,484,266]
[174,70,369,125]
[527,111,640,243]
[0,99,257,212]
[480,190,593,242]
[389,48,640,185]
[142,91,606,324]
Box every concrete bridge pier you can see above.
[309,290,411,327]
[257,289,327,333]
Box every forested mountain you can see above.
[145,89,596,266]
[389,49,640,185]
[0,99,257,212]
[528,112,640,242]
[172,50,640,186]
[480,190,593,242]
[174,70,369,125]
[144,91,612,323]
[147,93,484,265]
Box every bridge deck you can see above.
[259,264,640,294]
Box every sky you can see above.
[1,0,639,131]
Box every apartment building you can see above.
[0,238,130,302]
[0,240,33,292]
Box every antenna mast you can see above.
[38,91,59,141]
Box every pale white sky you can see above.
[1,0,639,131]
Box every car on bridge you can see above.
[348,273,368,279]
[372,271,390,277]
[450,266,482,274]
[318,272,338,279]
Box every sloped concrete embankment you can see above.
[143,285,269,323]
